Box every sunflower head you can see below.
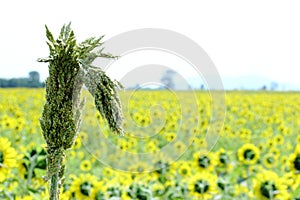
[259,181,277,199]
[70,174,97,199]
[80,160,92,172]
[282,172,300,191]
[0,137,18,182]
[216,148,232,173]
[80,181,93,196]
[188,172,218,199]
[178,162,192,177]
[253,170,290,200]
[263,153,277,169]
[193,151,217,171]
[194,180,209,193]
[0,151,3,164]
[152,182,165,196]
[289,145,300,172]
[198,155,210,168]
[237,143,260,165]
[290,154,300,171]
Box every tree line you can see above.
[0,71,44,88]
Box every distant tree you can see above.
[200,84,205,90]
[8,78,29,87]
[0,79,8,87]
[270,82,278,91]
[28,71,42,87]
[8,78,19,87]
[161,70,176,90]
[261,85,267,90]
[29,71,40,82]
[0,71,43,88]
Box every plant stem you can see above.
[48,151,64,200]
[246,166,251,200]
[50,170,59,200]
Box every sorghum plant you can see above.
[38,23,123,200]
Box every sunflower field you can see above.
[0,88,300,199]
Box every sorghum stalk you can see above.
[38,23,123,200]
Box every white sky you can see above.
[103,50,202,88]
[1,0,300,88]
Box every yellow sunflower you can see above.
[273,134,284,145]
[118,139,130,151]
[70,173,97,200]
[145,141,158,153]
[173,141,186,154]
[191,138,207,148]
[193,151,217,171]
[128,162,149,173]
[0,137,18,182]
[80,160,92,172]
[178,161,192,178]
[233,183,251,197]
[282,172,300,191]
[165,132,176,142]
[297,135,300,144]
[152,182,165,196]
[188,172,218,199]
[289,145,300,172]
[237,143,260,165]
[92,180,107,200]
[15,195,32,200]
[215,148,233,173]
[263,153,277,169]
[249,165,264,174]
[253,170,290,200]
[102,167,115,179]
[73,137,82,149]
[269,147,280,158]
[117,172,133,186]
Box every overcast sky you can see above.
[1,0,300,89]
